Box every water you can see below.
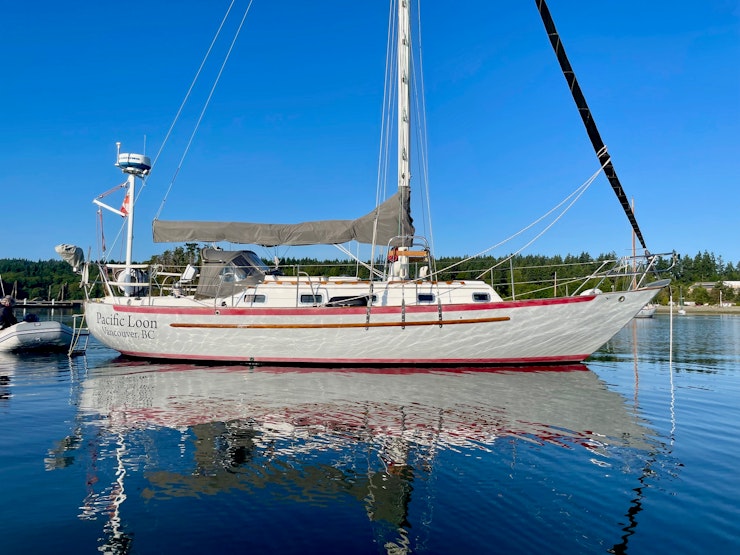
[1,314,738,554]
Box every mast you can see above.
[123,174,135,269]
[534,0,648,251]
[113,144,151,273]
[397,0,411,216]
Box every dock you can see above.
[15,299,83,309]
[655,304,740,316]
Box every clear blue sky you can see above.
[2,1,738,267]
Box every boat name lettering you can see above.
[97,313,157,339]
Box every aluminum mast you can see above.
[397,0,411,217]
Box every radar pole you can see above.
[114,143,151,272]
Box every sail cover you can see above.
[153,189,414,246]
[55,244,85,273]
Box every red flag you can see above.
[120,191,131,217]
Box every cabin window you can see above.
[241,251,271,273]
[243,294,266,303]
[219,264,248,283]
[473,292,490,302]
[417,293,435,303]
[300,294,323,304]
[220,252,270,283]
[328,296,370,307]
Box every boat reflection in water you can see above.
[61,360,653,552]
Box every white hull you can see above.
[85,281,665,365]
[634,304,657,318]
[0,321,76,352]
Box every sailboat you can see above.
[71,1,670,365]
[634,304,657,319]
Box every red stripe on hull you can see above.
[136,363,590,375]
[115,350,590,367]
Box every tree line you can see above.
[1,249,737,304]
[0,258,85,301]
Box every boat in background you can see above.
[0,319,88,354]
[67,0,671,366]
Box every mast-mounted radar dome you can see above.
[115,142,151,176]
[116,152,151,176]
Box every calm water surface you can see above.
[1,314,738,554]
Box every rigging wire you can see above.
[368,0,398,277]
[143,0,238,207]
[411,0,436,267]
[94,181,128,262]
[154,0,254,221]
[98,1,241,262]
[471,161,608,279]
[96,209,106,257]
[418,158,608,280]
[377,0,396,211]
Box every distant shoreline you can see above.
[655,305,740,316]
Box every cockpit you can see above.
[195,248,269,299]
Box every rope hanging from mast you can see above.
[534,0,648,251]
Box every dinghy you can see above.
[0,319,87,354]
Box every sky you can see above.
[1,1,738,267]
